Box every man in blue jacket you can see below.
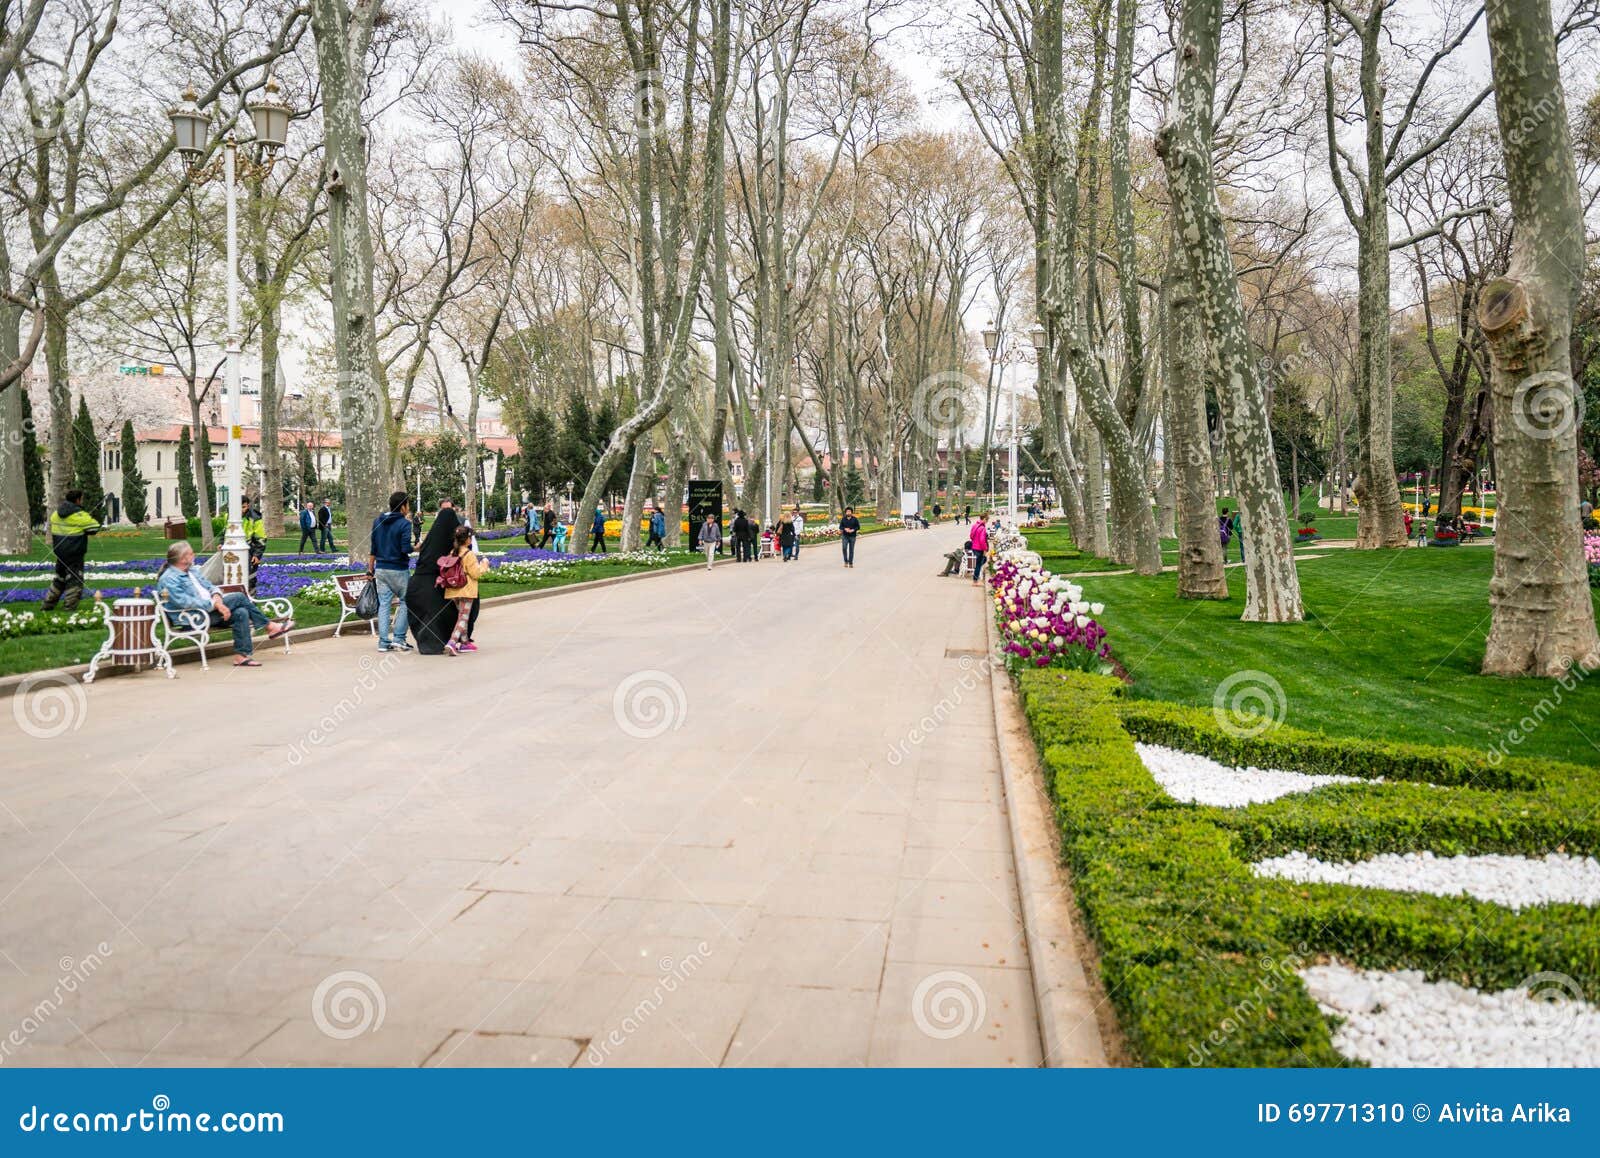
[297,500,317,554]
[366,491,415,651]
[589,504,608,553]
[647,505,666,549]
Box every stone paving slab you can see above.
[1,523,1056,1067]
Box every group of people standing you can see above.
[368,492,496,657]
[697,505,863,571]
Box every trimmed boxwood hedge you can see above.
[1015,669,1600,1067]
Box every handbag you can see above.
[355,577,379,619]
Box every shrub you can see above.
[1013,669,1600,1066]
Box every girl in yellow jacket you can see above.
[442,525,490,654]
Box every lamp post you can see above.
[981,320,1041,523]
[170,78,291,586]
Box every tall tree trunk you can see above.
[187,391,217,550]
[1163,239,1228,598]
[621,430,653,551]
[1158,0,1303,621]
[1478,0,1600,676]
[42,271,71,507]
[664,446,689,547]
[1354,223,1407,547]
[311,0,389,562]
[259,299,284,535]
[1081,420,1111,557]
[0,249,30,551]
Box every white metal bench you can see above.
[333,573,377,637]
[157,584,295,670]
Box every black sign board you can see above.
[687,480,723,551]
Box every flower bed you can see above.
[1015,670,1600,1066]
[0,604,111,641]
[990,553,1112,673]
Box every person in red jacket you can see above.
[969,514,990,584]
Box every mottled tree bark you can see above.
[620,428,654,551]
[311,0,389,562]
[1158,0,1302,621]
[1478,0,1600,676]
[0,233,32,552]
[1162,237,1227,599]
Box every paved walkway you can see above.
[1,523,1044,1067]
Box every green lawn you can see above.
[1057,538,1600,765]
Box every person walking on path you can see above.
[297,500,317,554]
[792,507,805,557]
[963,503,972,525]
[589,504,608,553]
[731,510,749,561]
[440,524,490,654]
[368,491,415,652]
[969,513,990,585]
[778,512,797,561]
[1230,508,1245,563]
[410,505,424,546]
[697,513,722,570]
[647,505,667,550]
[523,502,539,549]
[242,496,267,587]
[41,488,102,611]
[539,500,557,549]
[932,502,942,521]
[316,499,335,552]
[840,507,861,567]
[156,541,293,666]
[405,502,462,654]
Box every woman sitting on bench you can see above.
[156,542,294,668]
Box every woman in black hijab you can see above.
[405,504,462,654]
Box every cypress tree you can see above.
[20,391,45,525]
[71,397,106,516]
[177,425,199,520]
[119,420,148,524]
[196,424,215,518]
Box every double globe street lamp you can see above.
[981,320,1047,523]
[169,78,292,586]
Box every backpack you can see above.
[436,551,468,590]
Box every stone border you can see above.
[983,602,1121,1067]
[0,559,707,700]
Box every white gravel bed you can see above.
[1256,850,1600,911]
[1301,962,1600,1067]
[1135,742,1370,807]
